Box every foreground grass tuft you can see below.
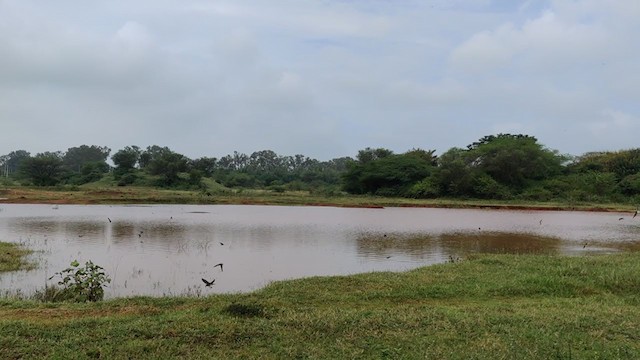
[1,253,640,358]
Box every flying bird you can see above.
[214,263,224,272]
[108,217,112,223]
[619,217,624,221]
[219,242,224,246]
[633,209,638,218]
[202,278,215,287]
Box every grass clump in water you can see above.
[0,241,33,272]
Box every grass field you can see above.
[1,250,640,359]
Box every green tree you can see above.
[356,147,394,164]
[139,145,174,169]
[63,145,111,173]
[570,149,640,180]
[619,173,640,196]
[112,146,141,172]
[404,148,438,165]
[191,157,217,177]
[343,151,433,196]
[0,150,30,177]
[20,152,64,186]
[217,151,249,171]
[466,134,565,190]
[76,162,111,184]
[434,147,475,196]
[144,149,189,187]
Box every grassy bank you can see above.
[1,253,639,359]
[0,242,33,273]
[0,186,636,213]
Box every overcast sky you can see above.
[1,0,639,160]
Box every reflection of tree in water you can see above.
[356,231,563,259]
[439,232,562,254]
[11,220,59,236]
[63,221,105,239]
[11,219,106,242]
[112,222,188,246]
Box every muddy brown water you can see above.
[0,204,638,298]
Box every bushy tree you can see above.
[0,150,30,177]
[433,147,475,196]
[20,152,64,186]
[570,149,640,180]
[343,150,434,196]
[191,157,217,177]
[356,147,394,164]
[619,173,640,196]
[63,145,110,172]
[466,134,565,189]
[111,146,141,172]
[144,148,189,187]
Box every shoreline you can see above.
[0,186,634,213]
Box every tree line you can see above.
[2,134,640,202]
[0,145,350,194]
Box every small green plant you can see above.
[48,260,111,302]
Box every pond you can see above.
[0,204,638,298]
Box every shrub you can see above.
[406,178,440,198]
[45,260,111,302]
[519,186,553,201]
[472,173,512,199]
[117,172,137,186]
[619,173,640,195]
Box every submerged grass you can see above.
[0,242,34,273]
[1,253,640,359]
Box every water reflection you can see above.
[0,204,638,298]
[356,231,563,260]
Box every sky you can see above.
[1,0,639,161]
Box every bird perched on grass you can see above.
[202,278,215,287]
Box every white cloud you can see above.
[113,21,152,50]
[450,10,609,75]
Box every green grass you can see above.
[1,253,640,359]
[0,242,34,273]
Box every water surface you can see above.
[0,204,638,298]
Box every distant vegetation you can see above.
[2,134,640,204]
